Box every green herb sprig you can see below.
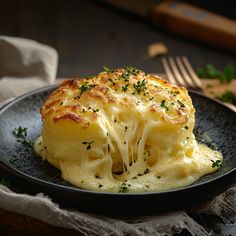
[108,78,115,85]
[177,100,185,108]
[122,84,129,92]
[196,64,235,83]
[13,126,27,138]
[119,182,129,193]
[125,66,141,76]
[13,126,32,147]
[216,91,235,104]
[133,79,146,94]
[79,82,93,96]
[121,66,142,82]
[160,100,169,111]
[9,156,17,164]
[103,66,115,73]
[211,160,222,169]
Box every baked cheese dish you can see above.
[35,67,223,192]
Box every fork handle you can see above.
[151,0,236,51]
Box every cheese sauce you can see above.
[35,68,223,193]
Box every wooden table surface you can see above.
[0,0,235,78]
[0,209,81,236]
[0,0,236,235]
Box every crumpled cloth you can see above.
[0,36,58,106]
[0,36,236,235]
[0,183,236,236]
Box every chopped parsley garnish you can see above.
[103,66,115,73]
[160,100,169,111]
[169,90,180,97]
[13,126,32,147]
[108,78,115,85]
[95,175,101,179]
[9,156,17,164]
[92,108,99,112]
[196,64,235,83]
[216,91,235,104]
[60,101,63,106]
[149,97,154,101]
[17,139,33,147]
[133,79,146,94]
[79,82,93,96]
[125,66,141,76]
[184,126,189,130]
[13,126,27,138]
[124,126,128,132]
[107,144,110,153]
[119,182,129,193]
[121,71,130,82]
[156,176,161,179]
[121,67,141,82]
[211,160,222,169]
[82,141,94,150]
[177,100,185,108]
[122,83,129,92]
[99,184,103,188]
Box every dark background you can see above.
[0,0,236,77]
[0,1,236,234]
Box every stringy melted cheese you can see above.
[35,68,223,192]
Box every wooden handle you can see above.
[151,0,236,51]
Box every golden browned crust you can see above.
[40,67,194,126]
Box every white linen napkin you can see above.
[0,183,236,236]
[0,36,236,235]
[0,36,58,106]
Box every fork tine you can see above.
[182,57,203,90]
[161,58,176,85]
[176,57,196,88]
[168,57,187,87]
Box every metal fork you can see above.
[162,56,236,112]
[161,56,203,91]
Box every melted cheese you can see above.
[35,68,223,192]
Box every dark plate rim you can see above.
[0,84,236,196]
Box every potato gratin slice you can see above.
[35,67,222,192]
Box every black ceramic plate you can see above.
[0,85,236,215]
